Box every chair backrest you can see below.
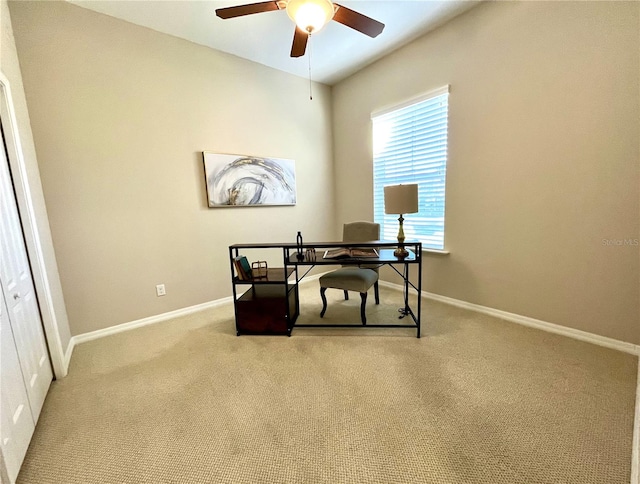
[342,222,380,271]
[343,221,380,243]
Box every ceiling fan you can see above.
[215,0,385,58]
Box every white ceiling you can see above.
[68,0,480,85]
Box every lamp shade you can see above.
[286,0,335,33]
[384,184,419,215]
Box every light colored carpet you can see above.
[17,283,637,483]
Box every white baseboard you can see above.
[68,276,639,359]
[67,273,325,360]
[633,368,640,484]
[379,280,640,356]
[69,296,233,350]
[432,292,640,356]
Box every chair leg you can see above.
[343,290,349,300]
[320,287,327,318]
[374,281,380,305]
[360,292,367,325]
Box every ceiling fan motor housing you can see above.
[286,0,335,33]
[216,0,384,59]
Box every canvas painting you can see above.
[203,152,297,207]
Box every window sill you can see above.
[422,248,450,255]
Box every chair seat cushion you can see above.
[319,268,378,293]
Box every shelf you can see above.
[287,248,416,265]
[233,267,295,285]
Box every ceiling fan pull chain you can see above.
[308,33,313,100]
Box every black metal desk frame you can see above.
[229,241,422,338]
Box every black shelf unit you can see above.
[229,246,299,336]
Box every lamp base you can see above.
[394,247,409,258]
[394,214,409,258]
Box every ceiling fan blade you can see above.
[332,3,385,38]
[216,1,281,19]
[290,27,308,57]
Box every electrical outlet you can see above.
[156,284,166,297]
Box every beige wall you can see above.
[333,1,640,344]
[0,0,71,353]
[9,0,640,345]
[9,1,335,335]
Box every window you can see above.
[372,86,449,250]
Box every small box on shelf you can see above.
[251,260,268,278]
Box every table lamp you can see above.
[384,184,419,258]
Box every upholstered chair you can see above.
[319,221,380,324]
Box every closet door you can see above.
[0,288,35,482]
[0,130,52,419]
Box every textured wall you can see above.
[10,0,335,335]
[332,1,640,344]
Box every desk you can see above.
[229,241,422,338]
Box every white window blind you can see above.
[372,86,449,250]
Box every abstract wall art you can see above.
[203,152,297,207]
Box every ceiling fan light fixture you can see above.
[286,0,334,34]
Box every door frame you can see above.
[0,72,67,379]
